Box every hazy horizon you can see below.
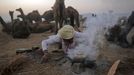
[0,0,134,21]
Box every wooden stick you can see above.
[107,60,120,75]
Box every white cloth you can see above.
[41,31,89,53]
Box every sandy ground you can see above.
[0,24,134,75]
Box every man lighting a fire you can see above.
[41,25,96,69]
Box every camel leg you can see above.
[59,18,64,28]
[58,19,64,49]
[70,16,74,27]
[55,20,58,34]
[76,16,80,27]
[59,20,62,49]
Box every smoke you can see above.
[67,12,129,61]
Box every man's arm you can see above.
[41,35,60,52]
[41,35,61,63]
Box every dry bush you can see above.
[1,54,29,75]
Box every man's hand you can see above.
[41,50,49,63]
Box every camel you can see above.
[118,11,134,46]
[117,16,127,26]
[0,16,12,34]
[80,17,87,27]
[16,8,54,33]
[0,11,15,34]
[105,11,134,47]
[105,25,121,42]
[126,11,134,46]
[79,15,87,23]
[52,0,66,34]
[126,27,134,46]
[0,10,31,38]
[16,8,28,22]
[27,10,42,23]
[42,10,54,22]
[65,6,80,27]
[105,24,130,48]
[12,20,31,38]
[128,11,134,27]
[105,16,128,42]
[29,21,54,33]
[16,8,42,23]
[10,10,31,38]
[9,11,14,22]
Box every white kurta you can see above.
[41,31,89,53]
